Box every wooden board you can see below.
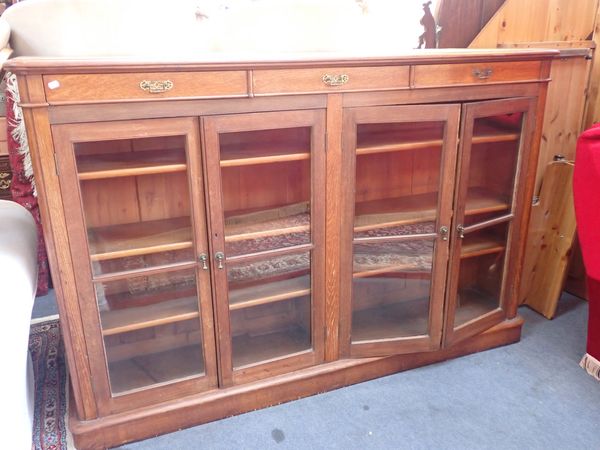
[520,160,576,318]
[500,42,592,193]
[469,0,598,48]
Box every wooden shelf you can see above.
[77,149,187,180]
[224,202,310,246]
[355,124,519,157]
[461,234,505,259]
[229,275,310,311]
[101,296,199,336]
[220,141,310,168]
[221,152,309,167]
[353,264,430,279]
[232,326,311,369]
[108,344,204,395]
[354,187,509,232]
[88,217,192,262]
[455,287,499,326]
[352,297,430,342]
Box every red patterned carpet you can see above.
[29,320,68,450]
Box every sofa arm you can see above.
[0,199,38,449]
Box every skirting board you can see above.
[70,316,524,450]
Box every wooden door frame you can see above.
[201,109,327,387]
[443,97,538,347]
[52,117,218,415]
[339,104,461,358]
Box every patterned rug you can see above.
[29,320,69,450]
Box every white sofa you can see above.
[0,200,38,450]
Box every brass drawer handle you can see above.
[472,68,493,80]
[322,74,349,87]
[139,80,174,93]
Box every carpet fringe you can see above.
[579,353,600,381]
[5,71,36,196]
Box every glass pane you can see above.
[354,121,444,235]
[466,113,523,218]
[96,269,205,395]
[227,252,312,368]
[455,221,509,327]
[75,136,194,276]
[352,239,434,341]
[220,127,311,258]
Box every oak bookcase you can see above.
[6,48,555,449]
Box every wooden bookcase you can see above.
[5,49,554,449]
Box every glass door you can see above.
[202,110,326,386]
[53,118,217,414]
[340,104,460,358]
[443,98,537,346]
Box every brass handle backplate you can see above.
[472,68,493,80]
[140,80,174,94]
[199,254,209,270]
[440,226,449,241]
[322,74,349,87]
[457,225,465,239]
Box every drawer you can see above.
[413,61,543,87]
[43,71,249,103]
[252,66,410,95]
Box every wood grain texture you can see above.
[521,160,576,318]
[325,94,343,362]
[43,71,248,102]
[502,43,592,194]
[469,0,598,48]
[584,2,600,127]
[253,66,409,95]
[413,61,543,87]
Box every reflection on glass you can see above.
[455,221,509,327]
[354,121,444,234]
[219,127,312,257]
[227,253,312,368]
[351,239,434,342]
[75,136,194,276]
[466,114,523,216]
[96,269,205,395]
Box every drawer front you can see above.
[43,71,249,102]
[252,66,410,95]
[413,61,543,87]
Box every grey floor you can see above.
[32,292,599,450]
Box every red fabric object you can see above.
[587,277,600,360]
[6,86,50,296]
[574,123,600,364]
[573,123,600,280]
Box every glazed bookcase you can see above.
[6,48,554,449]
